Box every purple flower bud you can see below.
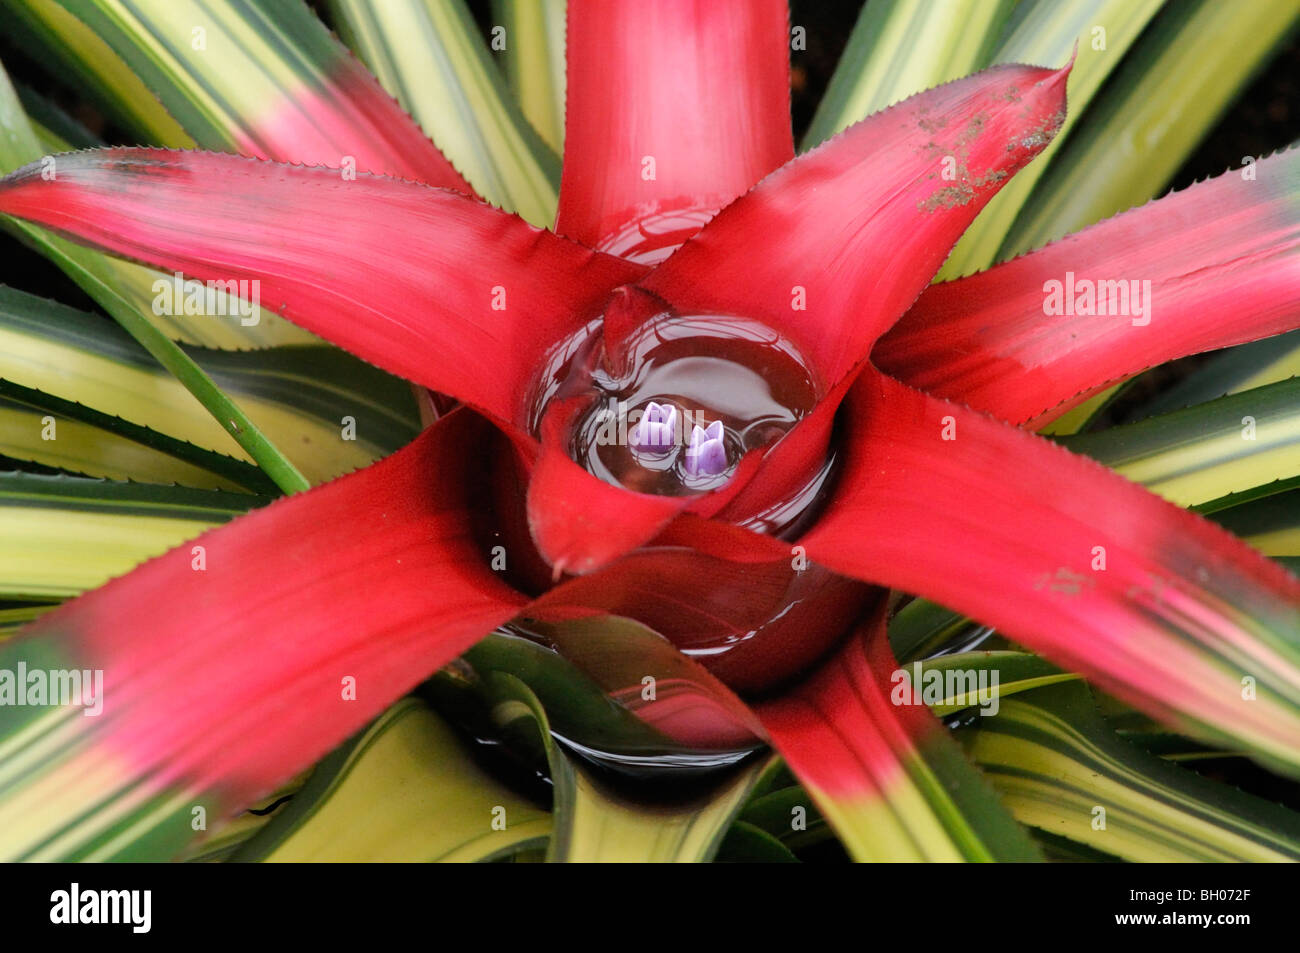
[684,420,727,477]
[631,401,678,452]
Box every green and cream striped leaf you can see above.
[178,784,298,862]
[0,379,271,492]
[3,0,464,346]
[0,0,192,146]
[0,470,260,601]
[896,375,1300,670]
[452,629,771,862]
[11,227,316,350]
[329,0,559,226]
[912,651,1080,717]
[802,0,1015,149]
[1060,376,1300,510]
[1097,327,1300,457]
[8,77,310,352]
[0,5,332,349]
[1004,0,1300,256]
[13,91,311,351]
[231,697,551,862]
[39,0,364,157]
[1103,702,1239,760]
[956,682,1300,861]
[1137,330,1300,422]
[889,595,990,663]
[0,66,311,493]
[484,670,772,863]
[0,286,418,486]
[0,604,56,638]
[492,0,565,154]
[938,0,1164,279]
[33,0,475,204]
[1212,488,1300,560]
[757,616,1045,862]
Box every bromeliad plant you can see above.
[0,0,1299,862]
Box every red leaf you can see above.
[507,616,766,750]
[557,0,794,263]
[639,61,1071,388]
[529,543,871,694]
[878,148,1300,425]
[759,606,938,800]
[794,369,1300,773]
[757,602,1040,860]
[0,411,526,826]
[233,52,473,193]
[0,149,645,429]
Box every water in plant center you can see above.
[517,290,873,701]
[440,626,768,798]
[530,299,822,498]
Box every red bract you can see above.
[0,0,1298,857]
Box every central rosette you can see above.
[515,287,870,694]
[530,288,821,499]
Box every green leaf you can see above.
[889,595,989,663]
[0,603,55,637]
[14,80,105,150]
[231,697,551,862]
[1004,0,1300,255]
[329,0,559,226]
[912,651,1080,717]
[492,0,565,153]
[757,613,1044,862]
[714,819,800,863]
[0,378,275,492]
[0,0,193,146]
[1211,488,1300,558]
[740,784,834,853]
[0,285,418,485]
[1060,377,1300,509]
[0,64,310,493]
[802,0,1015,149]
[938,0,1164,279]
[957,681,1300,861]
[178,785,298,862]
[483,670,772,863]
[460,630,703,760]
[0,470,261,599]
[439,627,771,862]
[488,617,766,764]
[1136,330,1300,421]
